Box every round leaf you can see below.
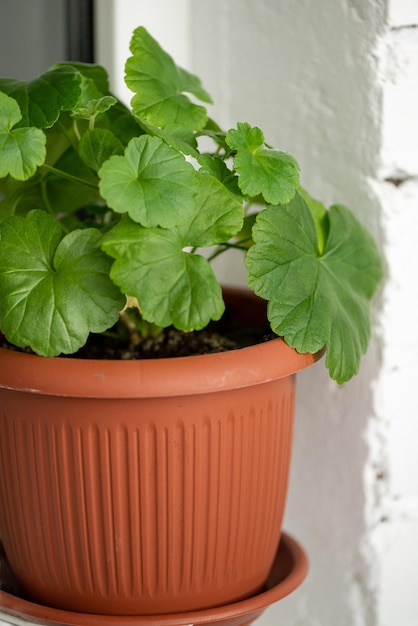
[125,26,211,130]
[102,219,224,331]
[0,210,124,356]
[79,128,124,171]
[98,135,198,228]
[0,92,46,180]
[226,122,300,204]
[246,193,383,383]
[0,66,82,129]
[183,171,244,247]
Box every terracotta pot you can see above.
[0,287,319,615]
[0,533,308,626]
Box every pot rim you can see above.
[0,286,323,398]
[0,340,322,399]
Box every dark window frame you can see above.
[66,0,95,63]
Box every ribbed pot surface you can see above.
[0,288,318,615]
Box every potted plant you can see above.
[0,26,383,616]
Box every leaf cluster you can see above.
[0,26,383,383]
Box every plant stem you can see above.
[40,180,55,217]
[55,118,79,150]
[72,119,81,141]
[40,180,70,233]
[41,164,98,191]
[206,240,249,262]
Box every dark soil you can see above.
[0,312,275,360]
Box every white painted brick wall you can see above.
[379,26,418,175]
[372,1,418,623]
[0,3,405,626]
[388,0,418,27]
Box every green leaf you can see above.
[0,210,124,356]
[0,176,44,219]
[246,193,383,383]
[79,128,124,171]
[198,154,243,199]
[101,177,243,330]
[298,187,329,254]
[98,135,198,228]
[136,115,199,158]
[95,100,144,145]
[235,212,258,248]
[226,122,300,204]
[51,62,110,95]
[0,92,46,180]
[186,171,244,246]
[44,147,99,214]
[0,66,81,128]
[52,64,115,123]
[72,95,117,120]
[103,221,224,330]
[125,26,212,130]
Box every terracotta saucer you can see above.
[0,532,308,626]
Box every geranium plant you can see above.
[0,26,383,383]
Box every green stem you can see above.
[40,180,54,217]
[40,180,70,233]
[41,164,98,191]
[206,240,249,262]
[54,118,79,150]
[72,119,81,141]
